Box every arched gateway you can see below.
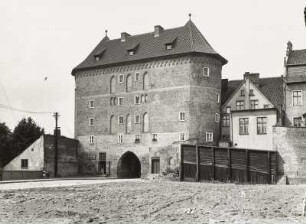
[117,151,141,178]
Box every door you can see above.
[98,152,106,174]
[151,158,160,174]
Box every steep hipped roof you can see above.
[72,20,227,75]
[287,49,306,65]
[222,77,284,109]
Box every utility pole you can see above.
[53,112,59,177]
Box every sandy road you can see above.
[0,177,142,191]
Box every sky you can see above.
[0,0,305,138]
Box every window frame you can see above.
[118,134,123,143]
[293,90,302,106]
[118,74,124,83]
[240,89,245,96]
[203,67,210,77]
[134,95,141,105]
[179,132,186,141]
[215,113,220,123]
[179,111,186,121]
[206,132,214,142]
[239,118,249,135]
[134,115,140,124]
[236,100,245,110]
[250,99,259,110]
[89,135,94,144]
[293,117,303,127]
[222,114,230,127]
[166,44,173,50]
[21,159,28,169]
[118,115,124,125]
[89,118,94,126]
[89,100,94,108]
[257,117,267,135]
[118,97,124,106]
[135,72,140,81]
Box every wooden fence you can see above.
[180,144,278,184]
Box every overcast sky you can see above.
[0,0,305,138]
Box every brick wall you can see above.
[273,127,306,184]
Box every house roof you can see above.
[221,77,284,109]
[287,49,306,65]
[72,20,227,75]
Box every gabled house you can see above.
[284,42,306,126]
[2,134,78,180]
[220,72,284,150]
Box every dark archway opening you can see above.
[117,151,141,178]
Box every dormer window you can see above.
[127,43,139,56]
[95,56,100,61]
[166,44,173,50]
[128,50,134,56]
[94,49,106,61]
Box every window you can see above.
[239,118,249,135]
[203,67,210,77]
[264,104,270,109]
[143,113,149,132]
[166,44,172,50]
[293,117,303,127]
[293,91,302,106]
[118,97,123,106]
[118,74,124,83]
[249,89,254,96]
[257,117,267,134]
[217,94,220,103]
[89,118,94,126]
[152,133,158,141]
[128,50,134,56]
[135,115,140,124]
[118,134,123,143]
[240,89,245,96]
[135,135,140,143]
[135,96,141,104]
[179,112,186,121]
[21,159,28,169]
[250,100,258,109]
[236,101,244,110]
[141,95,145,103]
[179,132,186,141]
[215,113,220,122]
[95,56,100,61]
[226,106,231,113]
[126,114,132,134]
[118,116,124,124]
[89,135,94,144]
[145,94,148,103]
[135,72,140,81]
[89,100,94,108]
[110,76,116,94]
[99,152,106,161]
[151,158,160,174]
[143,73,149,90]
[126,74,132,92]
[113,97,117,106]
[222,114,230,127]
[206,132,213,142]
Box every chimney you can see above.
[221,79,228,93]
[286,41,293,56]
[121,32,130,42]
[154,25,164,37]
[244,72,260,87]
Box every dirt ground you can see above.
[0,180,306,224]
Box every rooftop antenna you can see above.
[105,29,108,37]
[189,13,192,21]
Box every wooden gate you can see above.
[180,144,278,184]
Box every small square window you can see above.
[166,44,172,50]
[179,112,186,121]
[215,113,220,122]
[135,96,141,104]
[179,132,186,141]
[135,115,140,124]
[89,100,94,108]
[89,118,94,126]
[135,72,140,81]
[203,67,210,77]
[21,159,28,169]
[95,56,100,61]
[118,97,123,106]
[206,132,213,142]
[128,51,134,56]
[118,74,124,83]
[135,135,140,143]
[118,116,124,124]
[89,135,94,144]
[118,134,123,143]
[249,89,254,96]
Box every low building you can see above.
[2,134,78,180]
[220,72,283,150]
